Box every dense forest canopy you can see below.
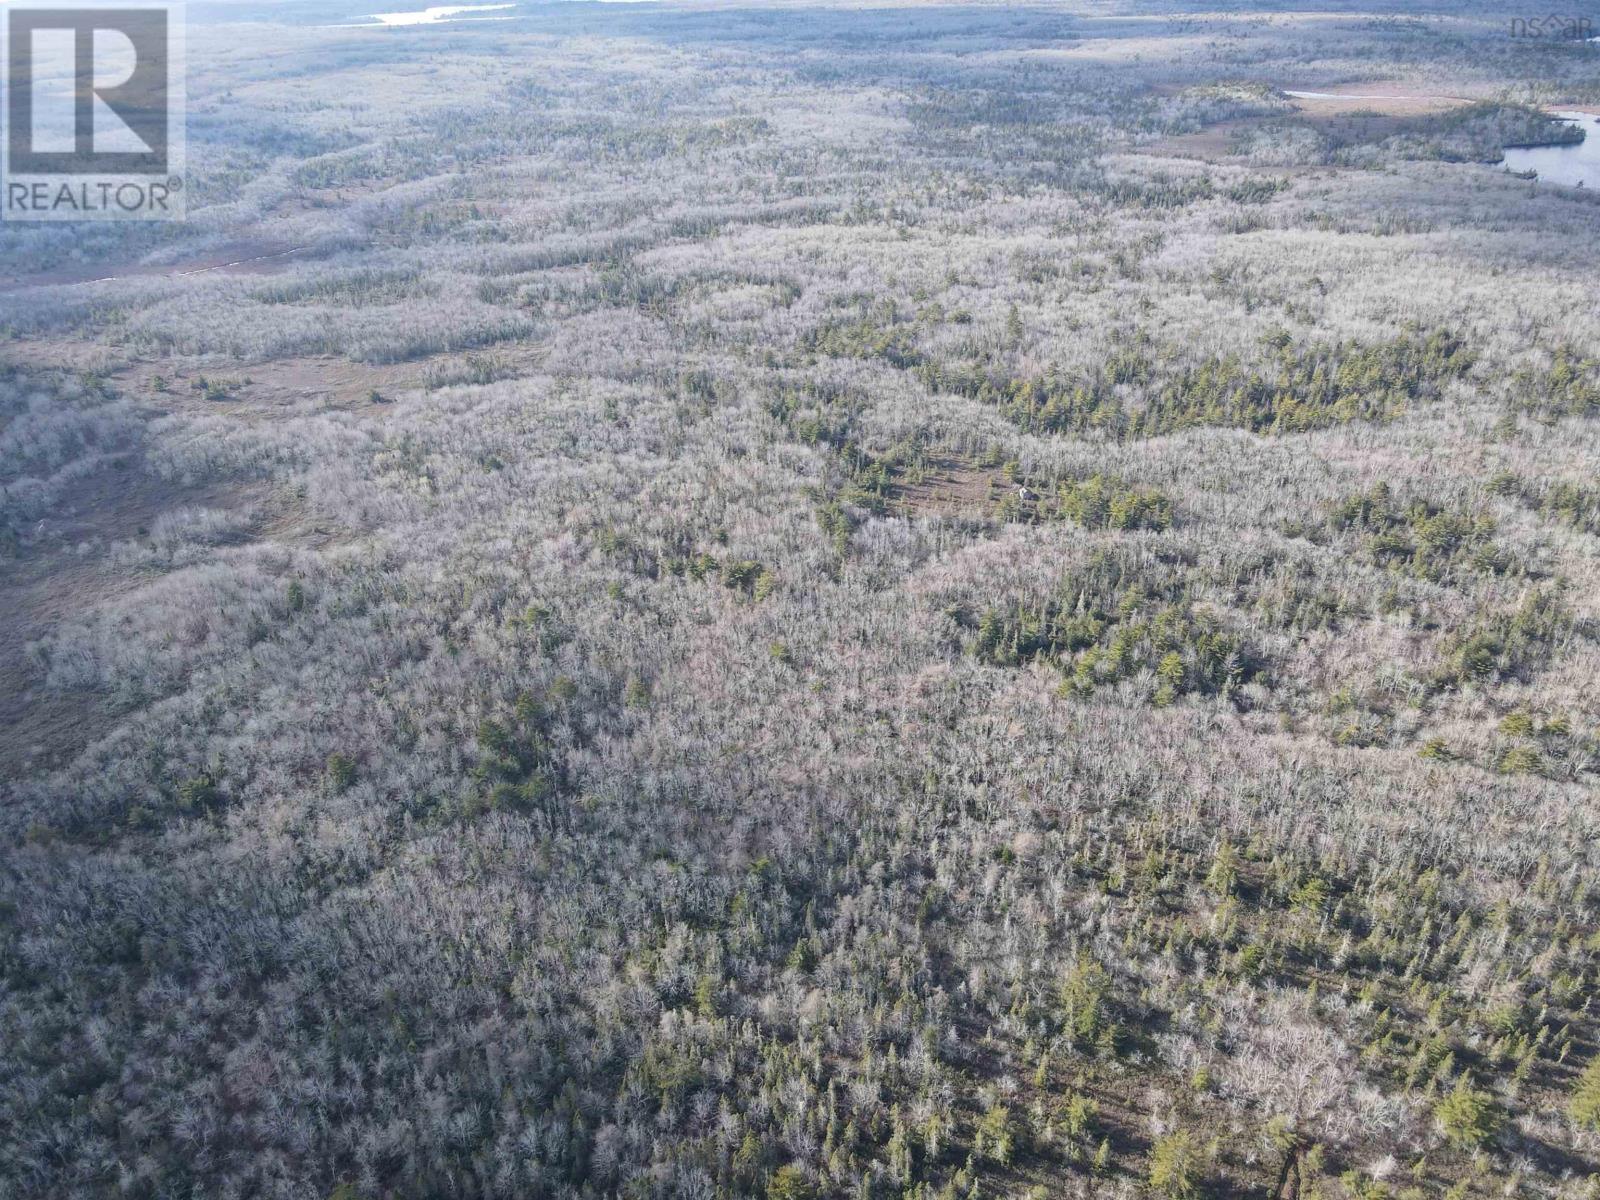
[2,2,1600,1198]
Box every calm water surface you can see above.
[1502,111,1600,189]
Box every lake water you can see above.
[1501,111,1600,189]
[1284,90,1467,102]
[333,3,516,27]
[329,0,656,21]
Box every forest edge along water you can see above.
[1501,111,1600,188]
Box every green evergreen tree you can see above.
[1569,1056,1600,1130]
[1149,1130,1200,1198]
